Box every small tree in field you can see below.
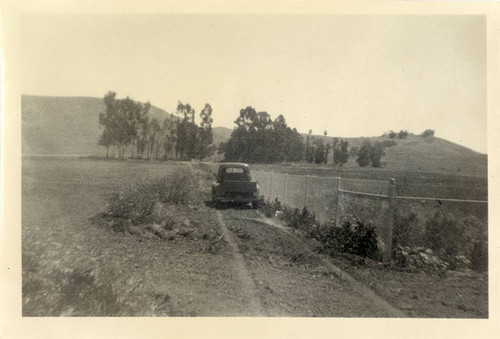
[324,142,331,164]
[334,140,349,166]
[99,92,147,158]
[305,129,314,163]
[313,138,325,164]
[369,142,385,168]
[198,103,214,160]
[357,141,371,167]
[421,129,435,138]
[398,130,409,139]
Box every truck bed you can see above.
[220,180,257,193]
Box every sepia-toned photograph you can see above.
[2,1,499,337]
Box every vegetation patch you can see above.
[392,210,488,272]
[264,198,487,273]
[93,167,211,241]
[262,200,380,261]
[23,253,139,316]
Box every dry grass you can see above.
[22,252,144,316]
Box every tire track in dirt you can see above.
[216,211,264,316]
[190,162,264,316]
[240,214,406,317]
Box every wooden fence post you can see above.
[384,178,396,261]
[334,177,341,227]
[305,175,310,207]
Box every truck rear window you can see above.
[225,168,244,173]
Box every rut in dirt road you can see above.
[243,215,406,317]
[216,210,264,316]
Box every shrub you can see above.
[282,206,316,231]
[105,169,199,224]
[261,199,282,218]
[343,220,380,260]
[281,206,380,261]
[398,130,409,139]
[316,221,380,260]
[356,144,371,167]
[393,212,420,248]
[357,141,385,168]
[421,129,435,138]
[424,212,463,258]
[271,201,381,261]
[423,212,487,263]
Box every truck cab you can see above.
[211,163,263,208]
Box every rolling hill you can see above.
[22,95,175,156]
[22,95,487,176]
[300,133,487,176]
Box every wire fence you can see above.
[252,170,488,260]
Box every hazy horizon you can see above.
[21,14,486,153]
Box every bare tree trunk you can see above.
[150,135,156,160]
[156,139,161,159]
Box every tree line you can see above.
[98,92,214,160]
[218,107,355,166]
[98,92,436,168]
[220,114,437,168]
[219,106,304,163]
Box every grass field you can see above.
[251,160,487,201]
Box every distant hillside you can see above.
[298,133,487,176]
[212,126,233,146]
[22,95,486,176]
[22,95,175,156]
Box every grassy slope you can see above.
[22,95,174,156]
[296,133,487,176]
[212,126,233,146]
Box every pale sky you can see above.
[21,14,486,153]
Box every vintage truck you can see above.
[211,162,263,208]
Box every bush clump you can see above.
[105,169,199,224]
[282,206,316,232]
[393,211,422,248]
[423,212,487,271]
[318,221,380,260]
[260,199,283,218]
[272,202,380,261]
